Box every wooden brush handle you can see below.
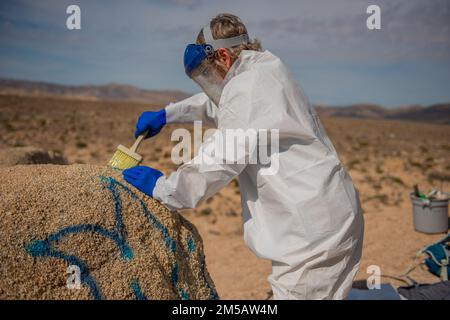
[130,130,149,153]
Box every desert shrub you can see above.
[4,121,15,132]
[382,175,405,186]
[200,208,212,216]
[375,164,384,174]
[90,151,99,158]
[419,145,429,153]
[366,194,389,206]
[408,160,425,170]
[358,139,369,148]
[428,171,450,184]
[76,141,88,149]
[347,159,360,170]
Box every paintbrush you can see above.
[108,131,147,170]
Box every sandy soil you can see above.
[1,94,449,299]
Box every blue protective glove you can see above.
[123,166,164,197]
[134,109,167,139]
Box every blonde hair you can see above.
[196,13,262,75]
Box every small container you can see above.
[410,193,449,234]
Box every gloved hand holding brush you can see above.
[135,109,167,139]
[109,109,166,170]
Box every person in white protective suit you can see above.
[123,13,364,300]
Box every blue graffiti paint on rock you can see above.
[100,176,177,253]
[25,175,217,300]
[103,176,219,299]
[178,287,190,300]
[187,235,196,254]
[171,263,190,300]
[26,239,103,299]
[130,280,148,300]
[24,176,141,299]
[46,224,133,260]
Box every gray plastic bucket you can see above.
[410,193,449,234]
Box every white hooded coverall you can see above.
[153,50,364,300]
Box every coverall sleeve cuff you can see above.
[152,175,166,200]
[165,103,181,124]
[152,175,183,212]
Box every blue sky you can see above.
[0,0,449,107]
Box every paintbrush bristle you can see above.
[108,148,141,170]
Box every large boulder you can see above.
[0,164,218,300]
[0,147,68,167]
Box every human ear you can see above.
[217,48,232,68]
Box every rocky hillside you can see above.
[315,103,450,125]
[0,78,189,105]
[1,78,448,125]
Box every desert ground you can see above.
[1,94,449,299]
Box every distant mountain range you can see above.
[315,103,450,125]
[0,78,189,105]
[0,78,449,125]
